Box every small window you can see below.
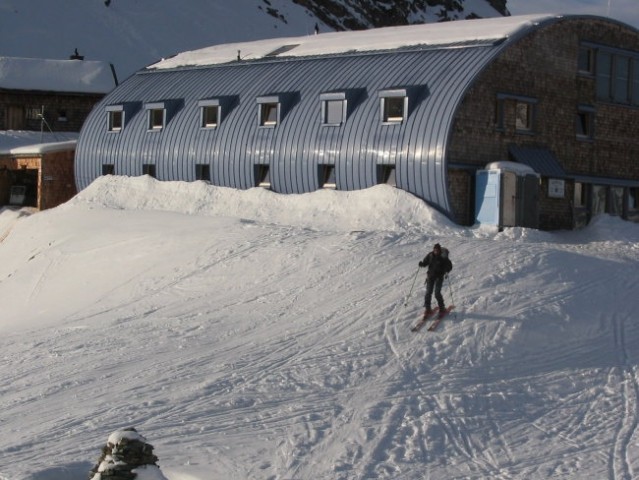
[324,99,345,125]
[633,59,639,106]
[578,46,594,74]
[574,182,586,208]
[614,55,631,104]
[596,51,613,101]
[102,164,115,176]
[515,101,533,132]
[260,102,279,126]
[576,105,595,139]
[318,164,336,189]
[320,92,347,126]
[148,108,165,130]
[377,165,396,186]
[201,105,219,128]
[58,110,68,122]
[142,164,156,178]
[108,110,123,132]
[379,89,408,124]
[254,165,271,188]
[382,96,406,123]
[195,164,210,181]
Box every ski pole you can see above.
[403,265,421,307]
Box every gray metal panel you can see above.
[76,43,505,217]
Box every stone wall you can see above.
[448,17,639,229]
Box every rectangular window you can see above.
[382,97,405,123]
[323,98,346,126]
[260,103,278,126]
[318,164,336,189]
[257,96,280,127]
[107,110,123,132]
[574,182,586,208]
[578,46,594,74]
[596,51,613,101]
[379,89,408,124]
[576,105,595,139]
[195,164,210,181]
[201,105,219,128]
[320,92,347,126]
[142,164,156,178]
[148,108,165,130]
[613,56,631,104]
[102,164,115,176]
[633,59,639,106]
[515,101,533,132]
[254,165,271,188]
[377,165,396,186]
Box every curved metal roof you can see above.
[75,15,568,218]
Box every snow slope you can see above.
[0,176,638,479]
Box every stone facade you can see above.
[448,18,639,230]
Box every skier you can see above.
[418,243,452,319]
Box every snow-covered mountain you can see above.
[0,0,507,80]
[0,176,638,479]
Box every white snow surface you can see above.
[0,175,638,479]
[0,57,116,94]
[0,131,78,155]
[150,14,557,70]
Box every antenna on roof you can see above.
[36,107,62,142]
[70,48,84,60]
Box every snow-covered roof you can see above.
[149,14,560,70]
[0,130,78,155]
[0,57,117,94]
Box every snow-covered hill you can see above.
[0,0,505,80]
[0,176,638,479]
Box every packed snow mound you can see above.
[69,175,459,234]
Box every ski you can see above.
[427,305,455,331]
[411,308,439,332]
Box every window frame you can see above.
[257,96,280,128]
[496,93,538,134]
[576,104,596,140]
[254,164,271,188]
[318,164,336,189]
[195,164,211,182]
[376,165,396,186]
[106,105,124,132]
[320,92,347,126]
[198,99,221,129]
[142,164,156,178]
[379,89,408,124]
[145,102,166,131]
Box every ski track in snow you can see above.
[0,180,638,479]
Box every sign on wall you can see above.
[548,178,565,198]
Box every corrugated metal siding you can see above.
[75,45,503,217]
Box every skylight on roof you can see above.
[264,44,300,57]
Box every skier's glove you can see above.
[418,261,425,267]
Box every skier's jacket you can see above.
[420,249,452,280]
